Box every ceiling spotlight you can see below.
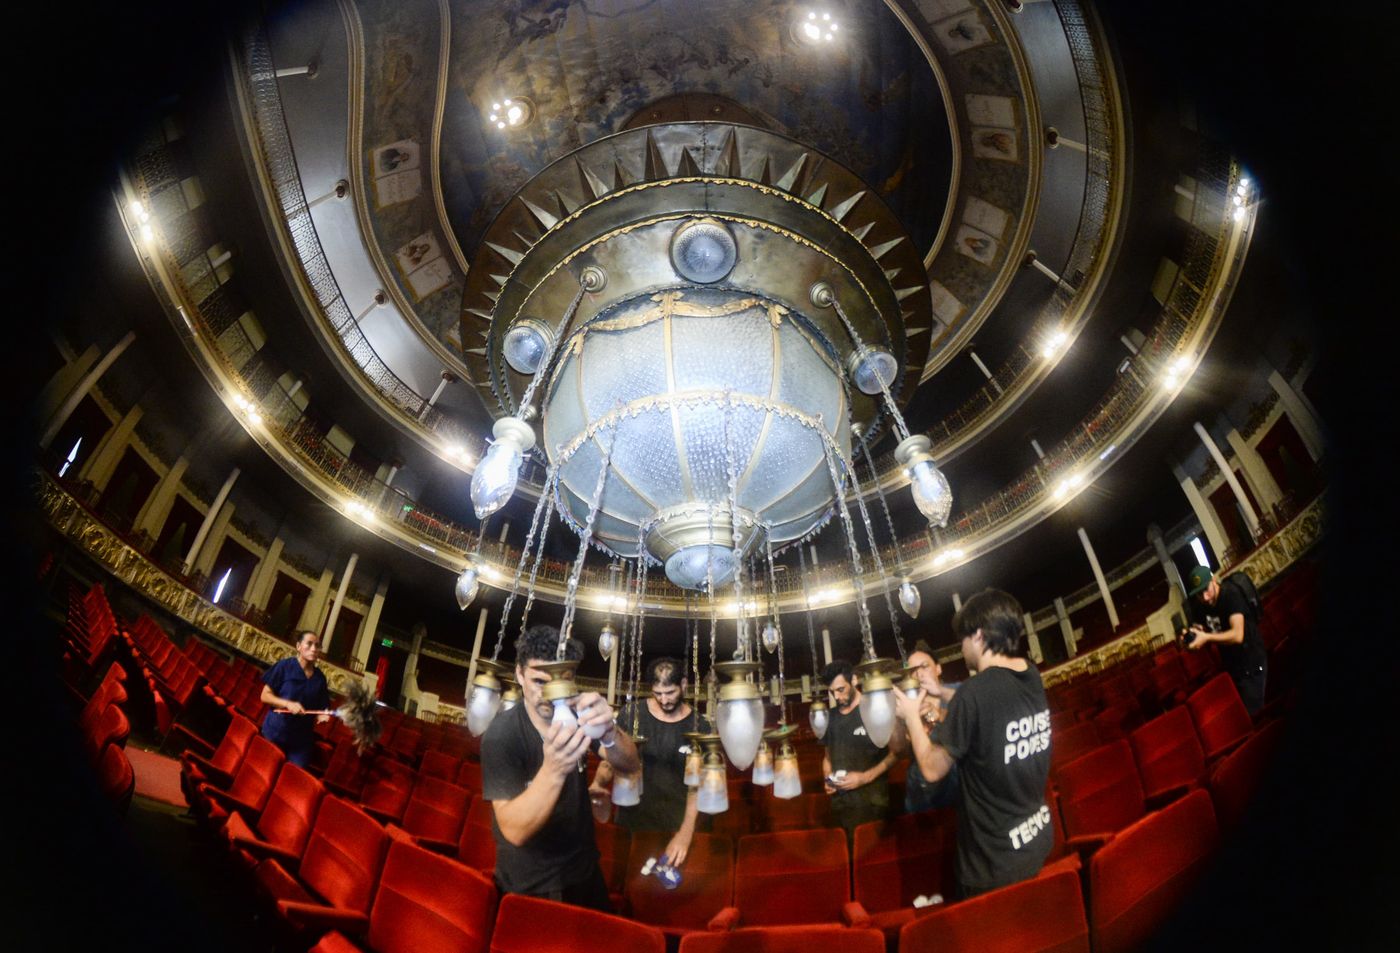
[1041,329,1069,359]
[1232,206,1246,223]
[489,96,535,132]
[795,9,840,45]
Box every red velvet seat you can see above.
[96,741,136,816]
[594,821,631,904]
[224,762,326,871]
[1186,673,1254,760]
[457,759,483,793]
[722,828,857,928]
[851,810,958,937]
[181,712,257,800]
[624,830,734,937]
[191,735,285,828]
[896,867,1089,953]
[1049,720,1100,779]
[1128,706,1205,802]
[681,924,885,953]
[419,748,461,782]
[1088,789,1219,953]
[1055,740,1146,847]
[399,776,472,852]
[1206,717,1285,832]
[321,740,373,799]
[359,755,417,824]
[82,702,130,762]
[254,794,391,940]
[1148,654,1190,708]
[309,838,497,953]
[79,674,129,737]
[456,797,497,873]
[388,724,422,764]
[1090,700,1141,743]
[491,893,664,953]
[709,798,754,839]
[758,791,828,833]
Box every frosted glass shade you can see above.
[470,417,534,521]
[576,700,611,740]
[683,750,702,787]
[810,705,829,740]
[696,764,730,814]
[751,743,774,785]
[551,698,578,731]
[773,753,802,799]
[908,459,952,527]
[466,682,502,737]
[454,564,480,610]
[717,696,764,770]
[761,621,780,654]
[899,579,921,618]
[858,687,896,749]
[612,771,642,807]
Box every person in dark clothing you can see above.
[1185,565,1268,715]
[590,657,701,865]
[820,659,895,840]
[259,630,331,768]
[890,640,960,812]
[893,589,1053,899]
[481,624,640,911]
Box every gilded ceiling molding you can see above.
[428,0,471,276]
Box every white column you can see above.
[968,350,1003,395]
[40,331,136,449]
[402,624,427,704]
[607,639,620,705]
[821,626,833,665]
[297,567,335,634]
[1226,428,1284,512]
[1077,527,1120,630]
[465,607,490,689]
[38,343,99,426]
[182,467,240,573]
[245,535,285,608]
[1267,370,1324,461]
[1174,465,1230,559]
[134,455,188,537]
[1147,523,1187,599]
[321,553,359,653]
[1054,597,1076,658]
[354,575,390,672]
[194,502,236,578]
[952,592,962,613]
[419,371,457,419]
[1193,422,1260,541]
[1022,612,1043,664]
[77,404,143,491]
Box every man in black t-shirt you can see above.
[480,624,640,910]
[893,589,1053,899]
[1185,565,1268,715]
[590,657,702,865]
[820,660,895,841]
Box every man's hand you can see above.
[543,718,591,779]
[575,691,615,739]
[831,769,866,792]
[893,687,924,724]
[663,830,692,867]
[1186,627,1206,651]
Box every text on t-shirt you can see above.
[1003,709,1051,764]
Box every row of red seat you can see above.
[61,584,138,814]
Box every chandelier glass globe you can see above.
[898,578,921,618]
[751,741,774,785]
[466,665,503,737]
[855,660,899,749]
[773,747,802,799]
[809,698,829,740]
[470,416,535,520]
[454,560,480,610]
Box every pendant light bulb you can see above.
[895,435,952,528]
[597,622,618,661]
[466,672,503,737]
[751,741,774,785]
[696,761,730,815]
[773,748,802,799]
[470,416,535,520]
[761,620,780,654]
[713,661,764,771]
[809,698,829,740]
[455,560,481,610]
[899,578,921,618]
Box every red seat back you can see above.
[80,677,129,735]
[1056,740,1145,840]
[400,776,472,845]
[1088,789,1219,953]
[734,829,850,926]
[299,796,390,915]
[1128,706,1205,799]
[359,755,416,823]
[852,810,957,914]
[83,703,130,762]
[457,798,497,873]
[594,821,631,897]
[1149,654,1189,706]
[419,748,461,782]
[223,736,286,815]
[1050,720,1101,775]
[205,714,259,778]
[625,830,733,932]
[322,740,373,799]
[1207,717,1285,832]
[682,924,885,953]
[491,893,664,953]
[897,867,1088,953]
[365,839,496,953]
[1186,674,1254,759]
[254,763,326,860]
[97,742,136,815]
[457,759,483,792]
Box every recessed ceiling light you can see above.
[489,96,535,131]
[795,8,840,45]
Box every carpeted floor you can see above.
[127,744,187,807]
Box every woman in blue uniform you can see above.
[259,630,331,767]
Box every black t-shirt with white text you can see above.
[615,701,691,833]
[932,664,1052,894]
[480,702,600,896]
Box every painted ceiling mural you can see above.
[352,0,954,365]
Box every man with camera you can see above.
[1184,565,1268,716]
[482,624,640,910]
